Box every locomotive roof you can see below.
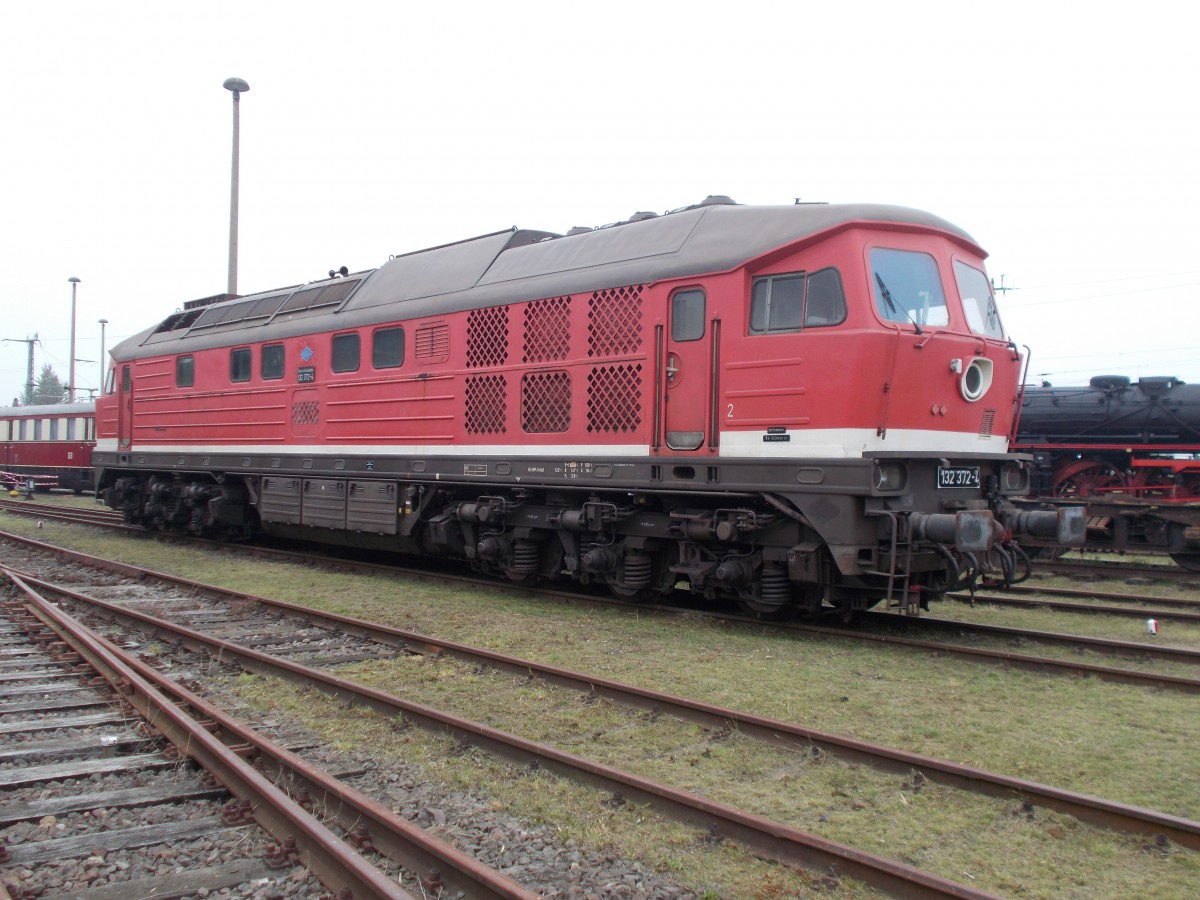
[114,201,982,359]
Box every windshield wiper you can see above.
[875,273,923,334]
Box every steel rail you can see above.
[0,569,536,900]
[972,581,1200,610]
[863,611,1200,666]
[4,524,1199,697]
[15,571,1000,899]
[947,591,1200,623]
[14,563,1200,856]
[1,567,416,900]
[1034,558,1195,581]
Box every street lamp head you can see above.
[99,318,109,325]
[223,77,250,95]
[68,276,80,284]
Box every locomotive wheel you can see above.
[607,582,655,602]
[1053,461,1125,498]
[734,596,796,620]
[1129,469,1179,498]
[1171,553,1200,572]
[1182,475,1200,501]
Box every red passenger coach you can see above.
[94,197,1083,617]
[0,401,95,493]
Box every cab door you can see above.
[661,288,715,452]
[118,365,133,449]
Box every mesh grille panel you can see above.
[523,296,571,363]
[522,371,571,433]
[588,285,643,357]
[466,306,509,368]
[587,363,642,433]
[465,374,508,434]
[292,400,320,426]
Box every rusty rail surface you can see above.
[8,568,1004,899]
[4,528,1200,852]
[2,566,535,900]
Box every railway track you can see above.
[3,528,1199,861]
[2,550,1008,898]
[1031,555,1200,583]
[1,568,537,898]
[3,503,1198,691]
[3,501,1200,889]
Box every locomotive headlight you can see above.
[960,357,994,402]
[873,462,908,493]
[1000,462,1029,494]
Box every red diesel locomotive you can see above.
[94,197,1082,616]
[1,401,95,494]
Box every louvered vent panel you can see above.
[523,296,571,363]
[587,285,643,357]
[465,374,508,434]
[587,363,642,433]
[980,409,996,438]
[522,371,571,433]
[466,306,509,368]
[416,324,450,363]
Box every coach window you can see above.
[48,418,58,440]
[332,332,361,373]
[373,327,405,368]
[671,290,706,341]
[230,347,252,383]
[870,248,949,328]
[262,343,285,380]
[176,356,194,388]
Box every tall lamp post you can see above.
[223,77,250,296]
[68,276,80,403]
[98,318,109,391]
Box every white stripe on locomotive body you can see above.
[717,428,1011,457]
[98,428,1009,461]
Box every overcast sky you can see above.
[3,2,1197,405]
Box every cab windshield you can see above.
[954,260,1006,339]
[869,248,948,330]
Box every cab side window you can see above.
[750,268,845,333]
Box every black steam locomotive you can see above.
[1013,375,1200,567]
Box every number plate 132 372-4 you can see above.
[938,466,981,489]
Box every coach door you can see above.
[118,365,133,449]
[661,288,716,452]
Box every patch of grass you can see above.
[3,513,1199,897]
[228,675,849,898]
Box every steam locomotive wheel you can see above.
[1182,475,1200,501]
[1053,461,1125,498]
[1129,469,1178,498]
